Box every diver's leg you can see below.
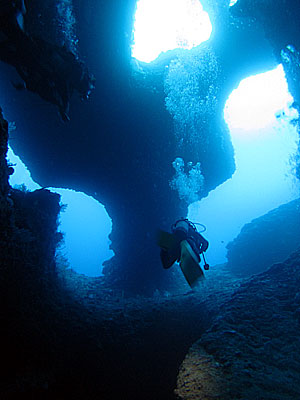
[157,228,182,269]
[179,240,204,288]
[186,237,201,263]
[160,249,177,269]
[160,248,180,269]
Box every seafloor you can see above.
[1,0,300,397]
[1,257,240,399]
[176,250,300,399]
[1,105,300,398]
[2,247,300,399]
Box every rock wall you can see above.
[0,0,298,293]
[231,0,300,176]
[176,249,300,399]
[73,0,275,293]
[226,199,300,277]
[0,110,63,374]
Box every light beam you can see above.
[132,0,212,63]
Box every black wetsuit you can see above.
[160,219,209,269]
[172,220,208,262]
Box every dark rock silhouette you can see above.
[0,111,238,398]
[0,0,299,295]
[1,1,300,397]
[0,0,95,121]
[0,109,61,280]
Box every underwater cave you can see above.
[7,146,113,277]
[1,0,300,399]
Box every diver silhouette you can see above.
[157,219,209,288]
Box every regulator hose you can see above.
[190,221,207,233]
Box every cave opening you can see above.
[2,1,300,398]
[188,65,300,266]
[7,146,113,277]
[6,1,300,281]
[131,0,299,270]
[131,0,212,63]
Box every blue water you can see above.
[8,62,299,274]
[189,66,299,265]
[3,0,300,278]
[8,147,113,276]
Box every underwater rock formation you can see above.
[0,0,95,121]
[2,2,300,398]
[230,0,300,60]
[0,109,237,400]
[231,0,300,165]
[176,248,300,399]
[68,0,275,293]
[0,109,63,356]
[0,0,299,293]
[0,109,61,277]
[226,199,300,277]
[0,108,9,196]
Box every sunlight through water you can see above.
[224,65,297,133]
[189,65,300,266]
[132,0,212,63]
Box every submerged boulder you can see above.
[176,248,300,399]
[226,199,300,277]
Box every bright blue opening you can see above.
[132,0,212,63]
[188,65,300,266]
[7,147,114,277]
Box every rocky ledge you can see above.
[176,248,300,400]
[226,199,300,277]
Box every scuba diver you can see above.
[157,218,209,288]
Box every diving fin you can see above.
[157,229,181,269]
[156,229,178,250]
[179,240,204,288]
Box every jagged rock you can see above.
[0,0,299,295]
[0,108,9,196]
[2,2,300,399]
[0,108,13,237]
[0,109,62,314]
[226,199,300,277]
[0,0,275,293]
[176,249,300,400]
